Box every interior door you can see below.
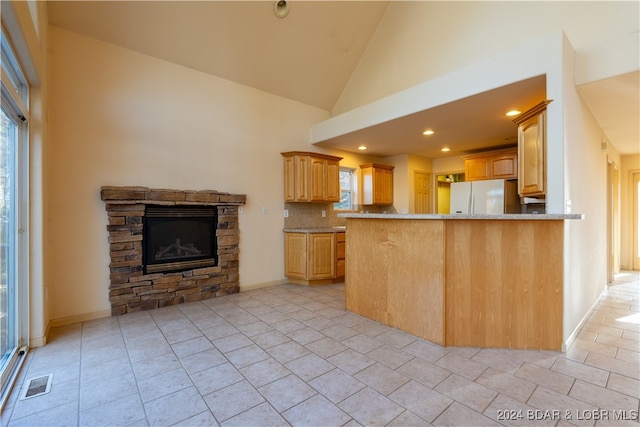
[414,171,431,213]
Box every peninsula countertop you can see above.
[338,213,584,220]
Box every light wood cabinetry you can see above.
[464,157,491,181]
[344,217,565,350]
[308,233,335,279]
[345,219,445,345]
[444,220,563,350]
[284,230,345,285]
[335,232,346,278]
[282,152,342,202]
[284,232,308,279]
[513,100,551,196]
[360,163,394,205]
[463,148,518,181]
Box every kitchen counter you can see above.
[339,213,583,220]
[283,226,345,233]
[342,215,581,350]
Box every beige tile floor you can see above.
[2,272,638,426]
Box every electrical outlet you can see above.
[262,207,268,215]
[284,209,289,218]
[321,210,326,217]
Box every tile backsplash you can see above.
[283,202,395,229]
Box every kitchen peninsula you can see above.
[339,213,583,351]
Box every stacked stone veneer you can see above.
[101,186,247,315]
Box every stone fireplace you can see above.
[101,186,246,315]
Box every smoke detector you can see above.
[274,0,289,18]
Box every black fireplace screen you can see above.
[143,206,217,274]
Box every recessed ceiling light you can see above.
[422,130,435,136]
[357,145,367,151]
[505,110,521,117]
[441,147,451,152]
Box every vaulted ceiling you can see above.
[48,1,638,157]
[48,1,389,111]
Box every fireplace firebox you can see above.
[143,206,217,274]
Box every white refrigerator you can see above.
[449,179,518,214]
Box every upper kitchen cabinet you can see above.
[281,152,342,202]
[360,163,394,205]
[463,148,518,181]
[513,100,552,197]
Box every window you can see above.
[334,168,355,210]
[1,31,29,405]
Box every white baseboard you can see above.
[49,308,112,329]
[240,279,288,292]
[29,335,47,348]
[563,287,608,351]
[44,282,286,340]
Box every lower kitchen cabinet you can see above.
[284,230,345,285]
[336,232,346,278]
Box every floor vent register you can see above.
[19,373,53,400]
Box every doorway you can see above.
[434,173,464,214]
[634,172,640,270]
[607,161,620,283]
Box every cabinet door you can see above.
[491,152,518,179]
[310,157,326,201]
[325,160,341,202]
[519,111,545,196]
[335,232,346,279]
[309,233,335,279]
[294,155,311,201]
[373,167,387,204]
[464,157,491,181]
[283,156,296,201]
[372,167,394,205]
[284,233,308,279]
[382,168,394,205]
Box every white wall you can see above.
[560,32,623,346]
[335,1,639,114]
[47,27,333,322]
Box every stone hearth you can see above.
[101,186,246,315]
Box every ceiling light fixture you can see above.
[422,130,435,136]
[505,110,521,117]
[357,145,367,151]
[441,147,451,152]
[273,0,289,18]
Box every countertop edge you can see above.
[283,227,346,233]
[337,213,584,220]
